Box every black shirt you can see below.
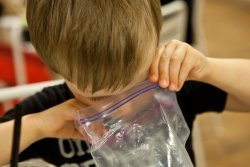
[0,81,227,167]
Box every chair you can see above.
[0,16,53,114]
[0,16,53,87]
[0,16,27,85]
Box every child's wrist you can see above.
[197,57,212,83]
[23,114,45,141]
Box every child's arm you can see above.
[200,58,250,111]
[149,39,250,111]
[0,99,87,166]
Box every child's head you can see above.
[26,0,162,97]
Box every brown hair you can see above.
[26,0,162,92]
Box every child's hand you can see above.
[28,99,106,142]
[149,40,207,91]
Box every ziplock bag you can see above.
[75,81,194,167]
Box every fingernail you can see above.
[160,79,167,88]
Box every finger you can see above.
[93,120,107,137]
[159,42,176,88]
[78,120,106,144]
[168,44,187,91]
[177,53,193,90]
[77,125,92,142]
[149,44,166,82]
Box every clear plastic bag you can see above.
[75,81,194,167]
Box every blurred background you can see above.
[0,0,250,166]
[196,0,250,167]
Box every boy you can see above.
[1,0,250,166]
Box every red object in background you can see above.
[0,43,52,86]
[0,43,52,115]
[0,104,3,116]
